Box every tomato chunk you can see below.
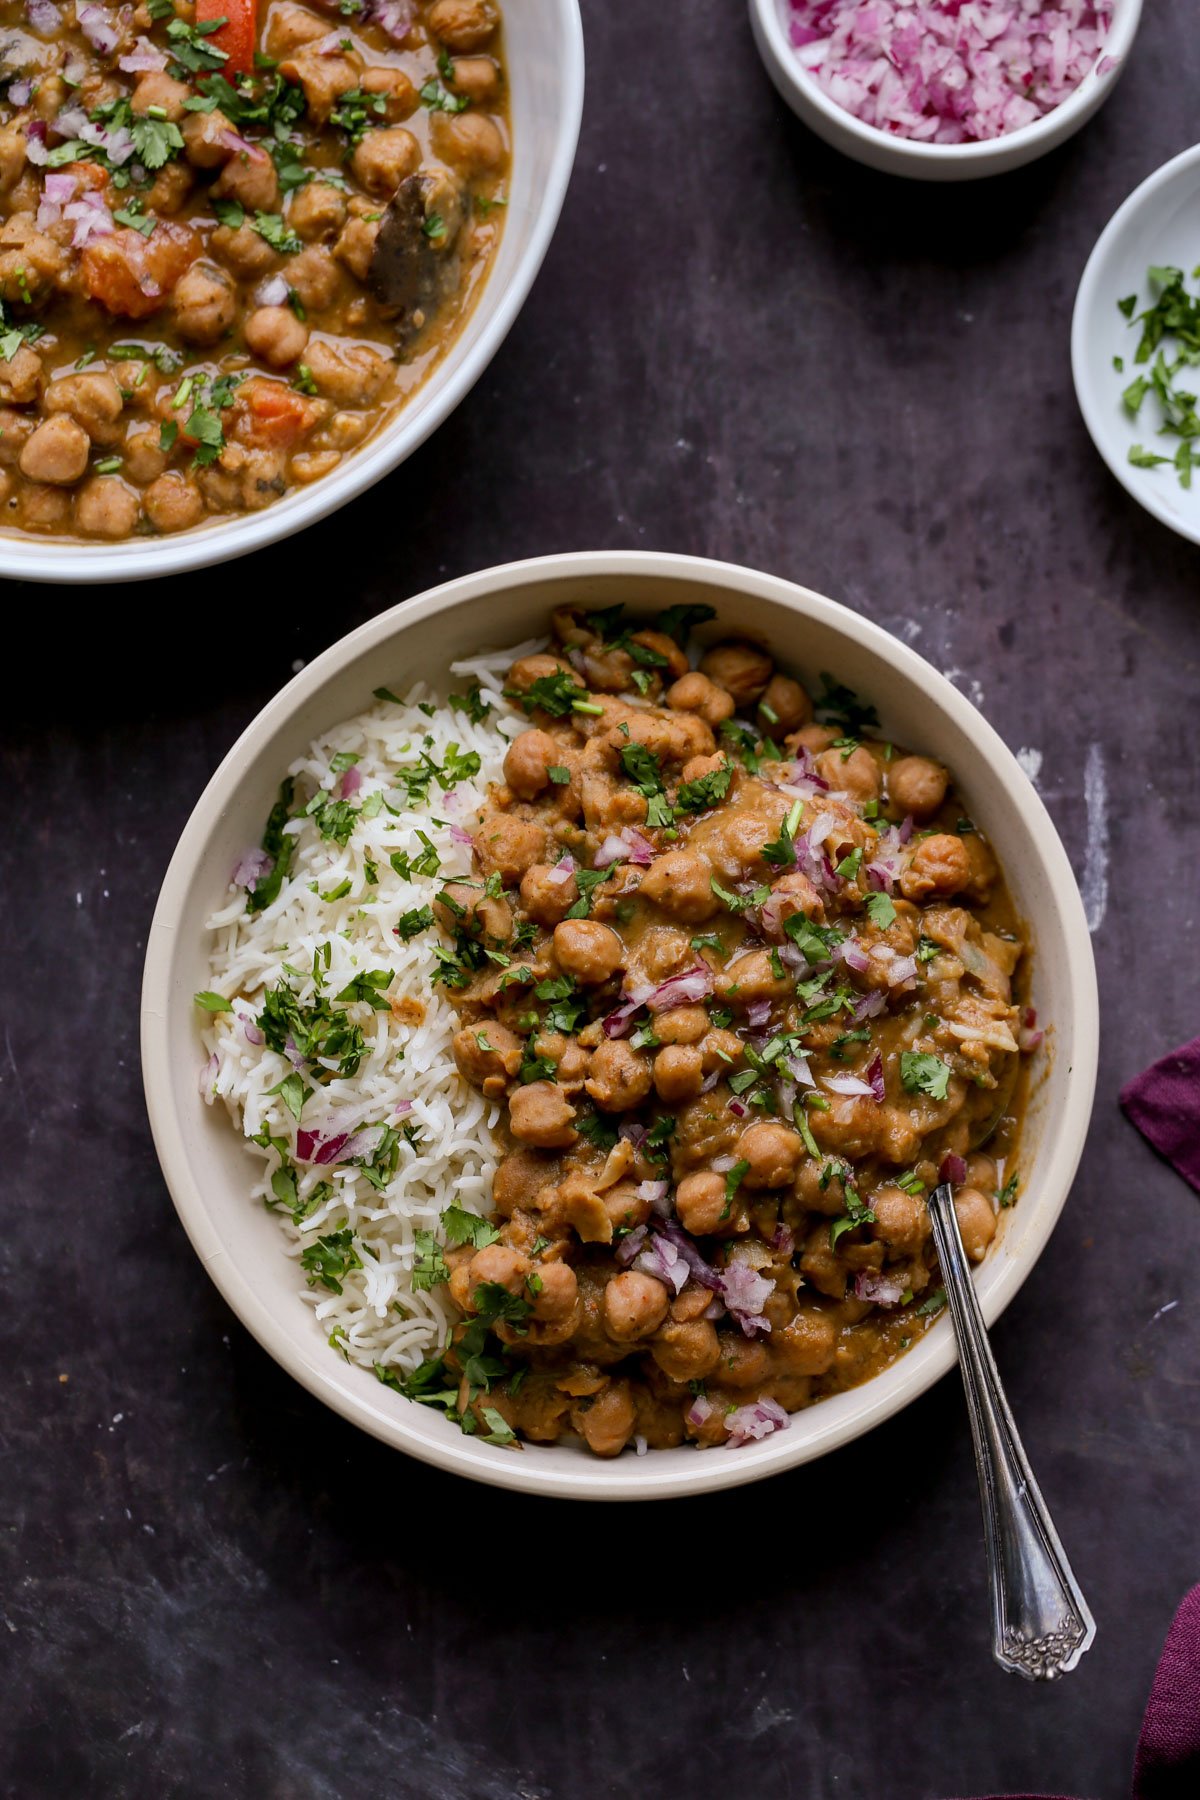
[233,376,318,449]
[196,0,259,79]
[80,223,201,319]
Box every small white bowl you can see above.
[1073,143,1200,547]
[749,0,1142,182]
[0,0,584,586]
[141,551,1099,1501]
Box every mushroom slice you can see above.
[368,167,466,343]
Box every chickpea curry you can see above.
[408,605,1034,1458]
[0,0,507,540]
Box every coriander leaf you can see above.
[899,1051,951,1101]
[411,1229,450,1291]
[194,990,232,1012]
[300,1227,361,1294]
[721,1158,750,1221]
[441,1206,501,1250]
[865,891,897,929]
[246,778,295,912]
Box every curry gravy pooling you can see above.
[406,604,1033,1457]
[0,0,508,539]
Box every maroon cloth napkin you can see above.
[951,1585,1200,1800]
[1120,1038,1200,1195]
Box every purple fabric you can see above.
[950,1586,1200,1800]
[1120,1037,1200,1195]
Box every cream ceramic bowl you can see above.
[0,0,584,586]
[748,0,1142,182]
[142,551,1099,1500]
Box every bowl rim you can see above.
[748,0,1142,167]
[1071,141,1200,548]
[0,0,585,587]
[141,549,1100,1500]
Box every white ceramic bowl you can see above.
[1073,143,1200,547]
[748,0,1141,182]
[141,551,1099,1500]
[0,1,584,587]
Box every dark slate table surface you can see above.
[4,5,1199,1797]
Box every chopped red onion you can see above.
[636,1179,669,1205]
[283,1035,305,1072]
[367,0,416,44]
[232,847,272,890]
[657,1221,723,1291]
[297,1122,380,1166]
[621,828,656,865]
[726,1397,789,1448]
[593,834,627,870]
[42,172,76,205]
[255,274,290,308]
[595,827,655,870]
[339,763,363,799]
[864,860,897,892]
[26,0,60,31]
[771,1222,795,1254]
[824,1072,875,1098]
[65,194,114,249]
[785,1,1113,146]
[699,1069,720,1094]
[775,1076,797,1119]
[8,78,32,106]
[633,1434,648,1457]
[393,1099,414,1117]
[617,1121,648,1151]
[719,1262,775,1337]
[78,5,120,55]
[939,1152,967,1186]
[615,1224,648,1268]
[546,852,577,886]
[898,813,915,844]
[633,1234,689,1296]
[727,1098,748,1119]
[221,128,262,158]
[119,36,168,72]
[865,1048,885,1103]
[745,998,772,1029]
[839,935,870,974]
[1018,1024,1044,1054]
[712,1152,739,1172]
[783,1050,814,1087]
[25,121,49,166]
[685,1393,713,1428]
[854,989,888,1022]
[237,1011,265,1047]
[887,953,918,989]
[853,1270,907,1308]
[198,1051,218,1102]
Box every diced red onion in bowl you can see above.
[237,1011,265,1047]
[1019,1007,1044,1054]
[726,1397,789,1448]
[699,1068,720,1094]
[771,1222,795,1254]
[865,1048,885,1103]
[785,0,1117,149]
[65,195,114,249]
[939,1152,967,1186]
[25,121,49,166]
[119,36,168,73]
[448,824,474,848]
[727,1098,748,1119]
[636,1179,670,1213]
[853,989,888,1022]
[26,0,60,32]
[640,964,714,1013]
[853,1269,907,1307]
[685,1393,713,1429]
[368,0,416,43]
[256,274,290,309]
[339,763,363,798]
[839,935,870,974]
[615,1223,648,1267]
[595,827,655,869]
[633,1234,689,1295]
[546,852,577,886]
[8,78,32,106]
[719,1262,775,1337]
[393,1099,414,1118]
[198,1052,218,1102]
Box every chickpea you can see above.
[719,1335,771,1389]
[650,1320,721,1383]
[759,674,811,738]
[530,1260,578,1325]
[900,833,972,901]
[776,1309,837,1376]
[288,181,348,244]
[0,346,43,407]
[302,338,391,407]
[351,126,421,198]
[431,108,506,175]
[585,1039,652,1112]
[493,1148,557,1217]
[699,640,773,706]
[504,728,560,800]
[464,1242,531,1301]
[954,1188,998,1263]
[870,1185,930,1254]
[601,1180,650,1233]
[171,261,237,347]
[666,670,735,728]
[182,109,236,169]
[130,71,191,120]
[446,55,500,103]
[428,0,499,52]
[518,862,578,927]
[211,222,278,279]
[0,408,33,464]
[737,1121,803,1189]
[214,146,280,212]
[888,754,948,820]
[630,628,689,679]
[572,1379,636,1458]
[361,65,419,120]
[73,476,139,539]
[244,305,309,369]
[452,1021,523,1096]
[655,1005,709,1046]
[141,472,203,533]
[965,1153,998,1193]
[42,372,124,444]
[652,1044,704,1104]
[18,416,89,486]
[604,1271,670,1342]
[506,651,575,698]
[818,743,881,802]
[19,483,71,530]
[286,245,341,311]
[716,948,791,1007]
[122,429,167,485]
[432,880,512,942]
[638,851,720,924]
[675,1170,734,1237]
[508,1081,576,1149]
[553,919,623,985]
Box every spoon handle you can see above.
[927,1184,1096,1680]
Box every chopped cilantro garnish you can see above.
[900,1051,951,1101]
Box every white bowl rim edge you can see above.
[141,549,1100,1501]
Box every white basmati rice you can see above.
[200,643,542,1379]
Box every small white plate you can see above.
[1073,144,1200,546]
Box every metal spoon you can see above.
[927,1182,1096,1679]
